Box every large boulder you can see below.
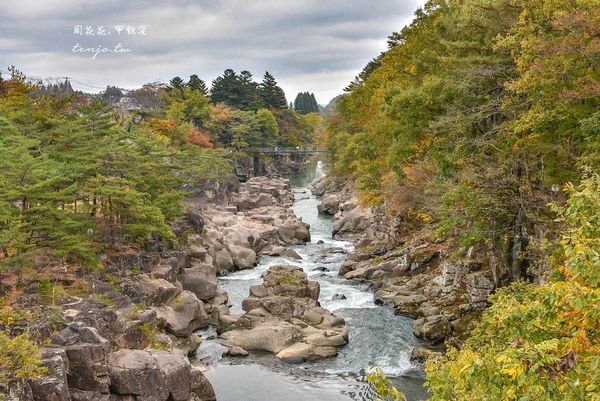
[49,324,111,395]
[276,342,337,363]
[413,315,452,343]
[220,321,301,353]
[227,245,257,270]
[116,309,157,350]
[108,350,193,401]
[152,290,209,337]
[277,221,310,243]
[28,348,71,401]
[391,294,428,318]
[317,194,340,215]
[219,265,347,362]
[410,346,443,363]
[181,263,217,301]
[122,276,181,306]
[332,206,373,239]
[214,249,234,274]
[191,366,216,401]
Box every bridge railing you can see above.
[249,146,327,154]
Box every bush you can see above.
[0,331,46,395]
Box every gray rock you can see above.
[282,249,302,259]
[391,294,427,317]
[191,366,216,401]
[215,249,234,274]
[410,346,442,363]
[227,245,257,270]
[108,349,193,401]
[220,321,301,353]
[317,194,340,215]
[181,264,217,301]
[186,210,205,234]
[152,290,209,337]
[188,245,208,261]
[29,349,71,401]
[123,276,181,306]
[64,342,110,393]
[413,315,451,343]
[224,346,249,357]
[151,264,177,283]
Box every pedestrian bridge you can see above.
[250,146,327,155]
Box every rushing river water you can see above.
[196,159,430,401]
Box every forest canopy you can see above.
[328,0,600,399]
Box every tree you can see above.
[186,127,213,148]
[128,83,166,112]
[101,85,124,106]
[293,92,319,114]
[203,103,236,146]
[0,332,46,398]
[259,71,287,109]
[0,73,231,271]
[187,74,209,96]
[238,70,263,110]
[253,109,279,147]
[211,69,242,108]
[169,76,185,91]
[210,69,266,111]
[163,86,210,128]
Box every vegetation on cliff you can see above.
[325,0,599,281]
[426,174,600,401]
[326,0,599,399]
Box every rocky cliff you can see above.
[311,175,497,354]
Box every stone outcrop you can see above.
[313,175,497,349]
[26,244,223,401]
[16,175,319,401]
[28,320,215,401]
[311,176,375,240]
[219,265,348,362]
[199,177,310,276]
[108,349,215,401]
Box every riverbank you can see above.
[311,174,495,353]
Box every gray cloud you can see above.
[0,0,425,103]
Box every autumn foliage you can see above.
[186,127,213,148]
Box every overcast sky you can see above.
[0,0,425,104]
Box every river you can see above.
[195,159,430,401]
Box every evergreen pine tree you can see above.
[238,70,263,110]
[169,76,185,91]
[187,74,209,96]
[210,69,241,107]
[259,71,287,109]
[293,92,319,114]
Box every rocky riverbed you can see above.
[196,160,430,401]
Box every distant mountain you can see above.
[320,94,344,116]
